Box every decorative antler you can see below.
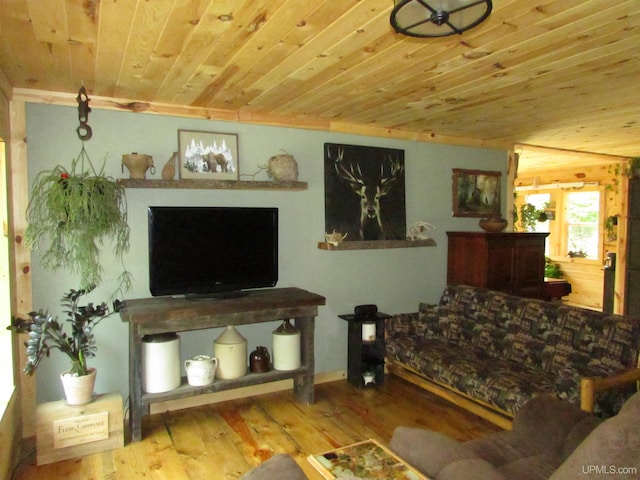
[379,155,403,193]
[333,147,365,189]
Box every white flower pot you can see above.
[60,367,97,406]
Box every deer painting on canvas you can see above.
[324,143,406,241]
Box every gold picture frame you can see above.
[452,168,501,217]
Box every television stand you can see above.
[184,290,249,301]
[120,287,326,443]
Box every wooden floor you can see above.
[14,376,501,480]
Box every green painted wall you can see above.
[25,103,507,402]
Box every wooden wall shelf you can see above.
[118,178,308,191]
[317,239,436,250]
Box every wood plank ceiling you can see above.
[0,0,638,157]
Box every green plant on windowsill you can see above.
[24,147,132,293]
[544,257,563,279]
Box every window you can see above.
[565,191,600,259]
[524,193,551,255]
[518,188,601,261]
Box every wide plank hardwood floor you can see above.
[14,376,501,479]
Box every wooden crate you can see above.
[36,392,124,465]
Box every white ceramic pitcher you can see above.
[184,355,217,386]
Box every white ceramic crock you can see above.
[184,355,217,386]
[213,326,247,379]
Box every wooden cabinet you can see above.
[624,178,640,316]
[447,232,548,298]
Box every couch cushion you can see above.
[436,285,496,345]
[386,336,555,414]
[497,454,560,480]
[439,458,510,480]
[554,306,640,373]
[509,394,601,460]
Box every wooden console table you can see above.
[120,287,326,442]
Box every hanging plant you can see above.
[24,146,132,293]
[518,203,539,232]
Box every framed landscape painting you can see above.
[452,168,501,217]
[178,130,238,180]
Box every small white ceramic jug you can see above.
[184,355,217,386]
[363,371,376,385]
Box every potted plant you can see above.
[8,287,122,405]
[544,257,563,279]
[518,203,539,232]
[605,214,619,242]
[24,150,131,293]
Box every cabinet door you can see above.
[625,179,640,316]
[514,242,545,297]
[625,268,640,317]
[447,236,489,287]
[486,241,515,292]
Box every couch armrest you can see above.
[510,394,597,452]
[390,426,479,478]
[580,367,640,412]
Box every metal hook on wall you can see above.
[76,86,93,141]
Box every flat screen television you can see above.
[148,206,278,297]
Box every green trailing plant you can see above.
[516,202,549,232]
[605,215,618,242]
[518,203,539,232]
[7,288,123,376]
[24,148,131,293]
[605,157,640,194]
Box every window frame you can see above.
[518,186,604,265]
[561,188,604,261]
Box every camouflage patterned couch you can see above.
[386,284,640,427]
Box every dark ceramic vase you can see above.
[249,346,271,373]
